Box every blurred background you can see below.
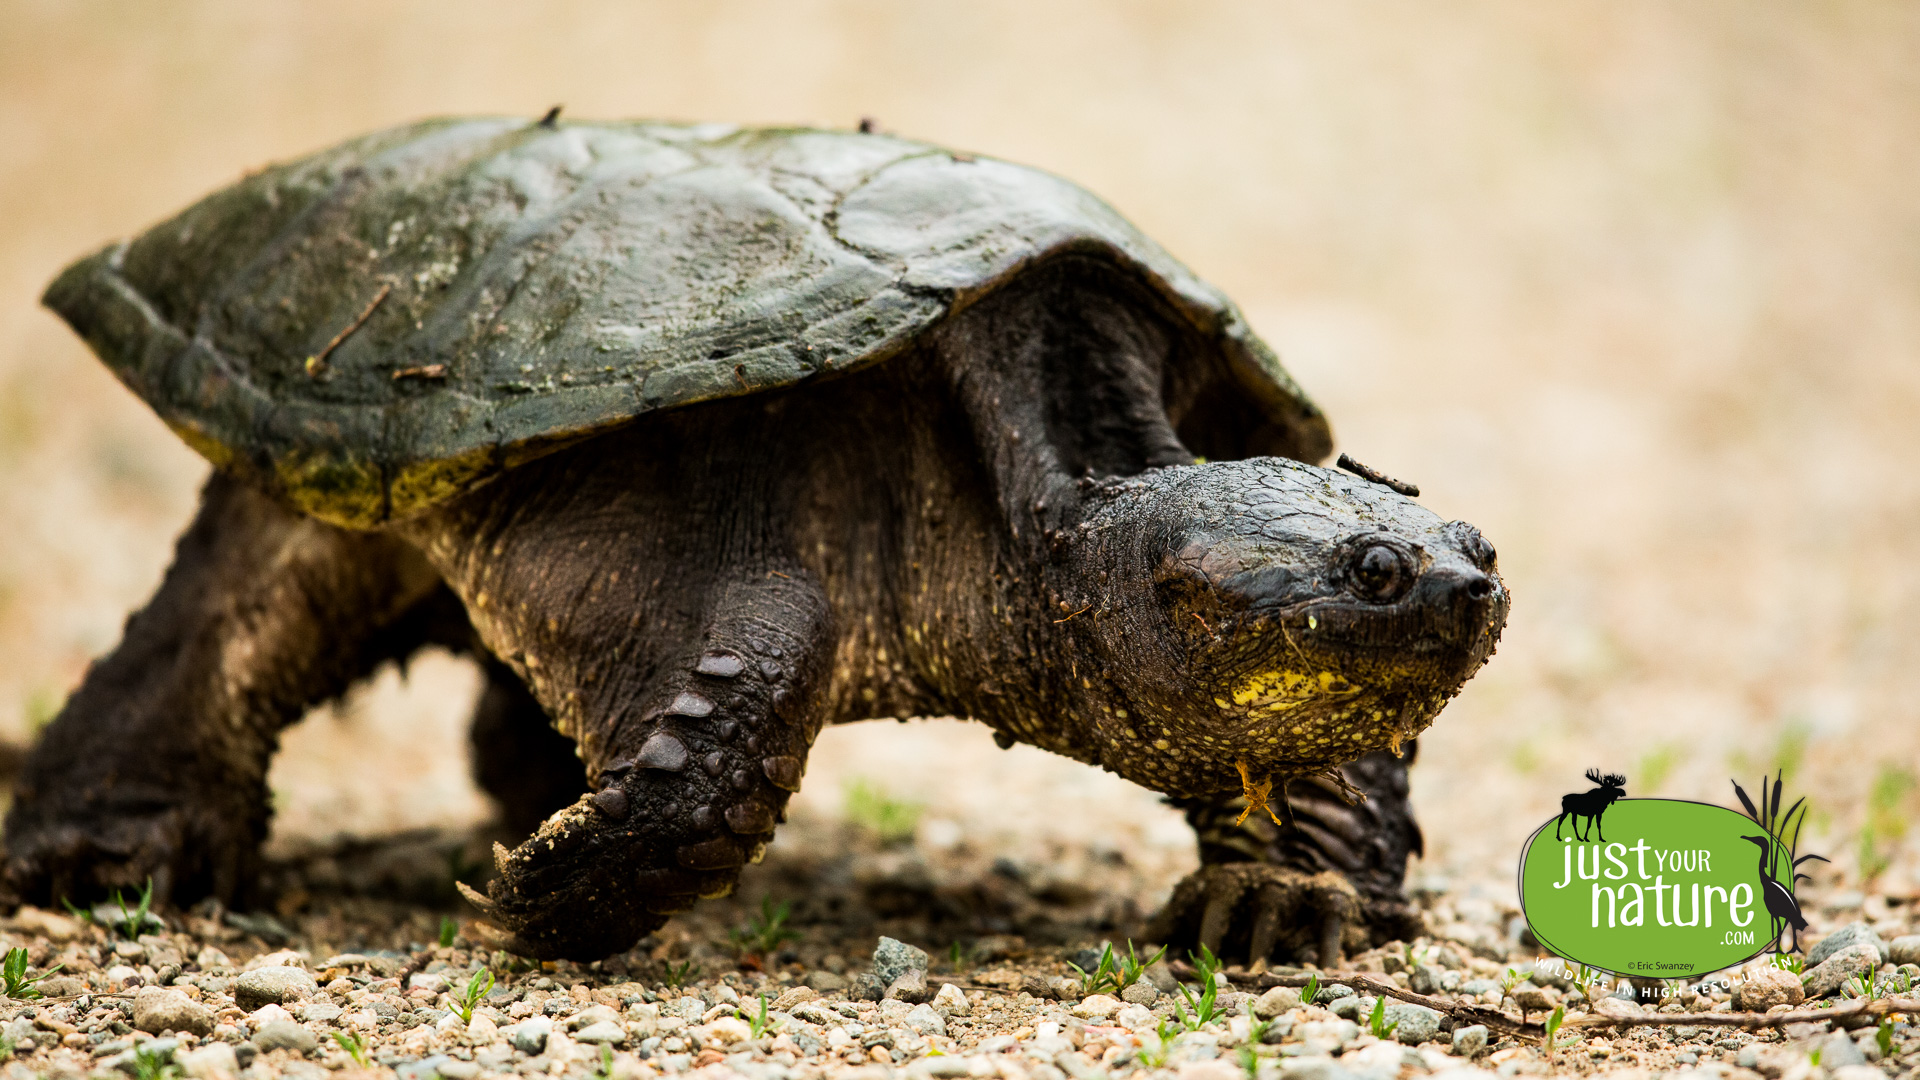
[2,1,1917,903]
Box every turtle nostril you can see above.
[1465,575,1493,601]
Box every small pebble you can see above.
[871,936,930,985]
[1451,1023,1488,1057]
[234,966,317,1010]
[252,1018,317,1054]
[1808,921,1889,967]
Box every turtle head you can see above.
[1066,457,1508,797]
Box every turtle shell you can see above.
[45,117,1330,528]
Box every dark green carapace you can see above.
[46,117,1324,527]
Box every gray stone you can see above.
[1819,1030,1868,1068]
[1409,965,1443,996]
[396,1055,451,1080]
[1802,943,1881,999]
[573,1021,625,1044]
[1315,983,1354,1004]
[131,987,215,1037]
[251,1018,318,1054]
[850,971,887,1001]
[1809,922,1889,967]
[1329,996,1367,1021]
[1888,935,1920,967]
[872,937,930,986]
[1121,981,1159,1006]
[903,1003,947,1037]
[436,1063,481,1080]
[1451,1025,1488,1057]
[567,1004,620,1030]
[1254,986,1302,1018]
[800,970,847,993]
[1383,1004,1440,1045]
[299,1002,343,1023]
[1459,979,1499,996]
[234,966,316,1010]
[508,1016,551,1054]
[887,968,931,1004]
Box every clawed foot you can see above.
[460,772,769,961]
[1147,863,1373,968]
[5,788,261,910]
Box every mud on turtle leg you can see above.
[402,462,834,961]
[1149,747,1428,968]
[3,473,445,909]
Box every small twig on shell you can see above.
[1053,604,1093,624]
[306,281,392,377]
[1335,453,1419,497]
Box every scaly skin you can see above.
[6,257,1506,960]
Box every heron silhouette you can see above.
[1741,834,1809,953]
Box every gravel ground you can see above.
[2,827,1917,1080]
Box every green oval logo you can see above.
[1518,774,1821,979]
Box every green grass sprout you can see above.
[1368,995,1399,1040]
[332,1031,370,1066]
[108,878,163,939]
[1173,946,1226,1031]
[731,896,801,957]
[738,994,782,1039]
[1068,940,1167,997]
[1,947,60,999]
[450,969,494,1023]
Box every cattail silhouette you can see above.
[1731,772,1827,954]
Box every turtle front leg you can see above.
[440,560,832,960]
[1147,747,1425,968]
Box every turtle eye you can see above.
[1350,544,1409,602]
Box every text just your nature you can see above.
[1552,837,1756,930]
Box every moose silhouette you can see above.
[1554,769,1627,842]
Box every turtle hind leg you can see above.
[3,473,445,910]
[470,659,587,841]
[1152,745,1425,968]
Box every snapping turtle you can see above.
[12,116,1507,961]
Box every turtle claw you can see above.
[464,915,536,957]
[1148,863,1365,968]
[456,880,497,915]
